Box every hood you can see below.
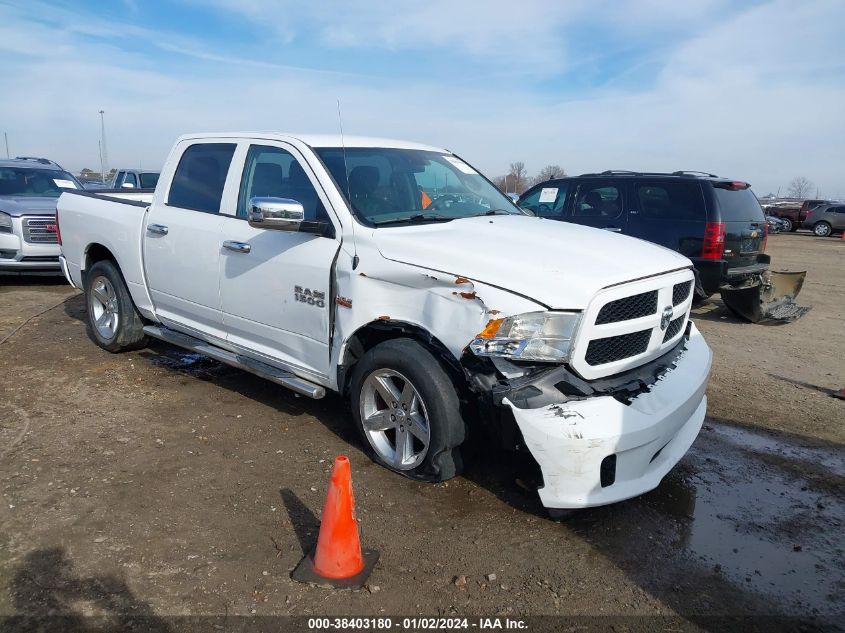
[0,196,58,217]
[374,215,691,309]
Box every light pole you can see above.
[99,110,109,184]
[99,141,105,185]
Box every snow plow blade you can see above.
[720,271,811,323]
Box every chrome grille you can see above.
[585,329,651,366]
[672,281,692,306]
[22,216,58,244]
[595,290,657,324]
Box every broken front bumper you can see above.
[504,322,712,510]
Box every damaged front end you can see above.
[720,269,811,323]
[462,322,713,511]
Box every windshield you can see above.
[314,148,521,225]
[139,172,160,189]
[0,167,80,197]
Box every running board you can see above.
[142,325,326,399]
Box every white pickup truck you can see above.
[57,132,712,514]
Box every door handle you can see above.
[603,227,622,232]
[147,223,168,235]
[222,240,251,254]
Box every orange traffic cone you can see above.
[291,456,379,589]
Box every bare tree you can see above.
[787,176,813,199]
[506,161,530,193]
[533,164,566,185]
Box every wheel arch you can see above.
[82,242,119,286]
[337,319,464,398]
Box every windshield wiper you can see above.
[372,213,455,226]
[470,209,514,217]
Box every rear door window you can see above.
[713,186,765,222]
[518,183,569,217]
[634,182,704,220]
[167,143,236,214]
[573,184,623,219]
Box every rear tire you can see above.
[780,218,793,232]
[813,222,832,237]
[84,259,148,353]
[349,338,465,482]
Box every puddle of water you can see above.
[653,422,844,614]
[707,422,845,478]
[565,420,844,615]
[146,351,224,375]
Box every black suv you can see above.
[518,171,769,299]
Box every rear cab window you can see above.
[167,143,236,213]
[140,172,159,189]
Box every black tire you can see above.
[84,259,148,353]
[813,222,832,237]
[781,218,793,232]
[349,338,465,482]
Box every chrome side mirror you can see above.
[121,182,135,189]
[248,197,305,231]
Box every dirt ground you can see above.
[0,232,842,631]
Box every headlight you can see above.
[469,311,580,362]
[0,212,12,233]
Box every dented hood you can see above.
[374,215,691,309]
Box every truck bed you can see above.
[57,189,153,309]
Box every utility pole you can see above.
[99,109,109,183]
[99,140,105,184]
[3,132,8,158]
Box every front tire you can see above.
[814,222,832,237]
[781,218,793,232]
[84,259,148,352]
[349,338,465,482]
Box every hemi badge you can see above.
[336,297,352,308]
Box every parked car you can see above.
[765,215,789,233]
[0,157,83,274]
[802,203,845,237]
[56,132,713,515]
[111,168,160,190]
[518,171,808,322]
[766,199,830,232]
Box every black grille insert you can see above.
[585,329,651,366]
[663,316,685,342]
[595,291,657,325]
[672,281,692,306]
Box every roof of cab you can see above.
[175,132,448,153]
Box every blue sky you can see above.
[1,0,843,196]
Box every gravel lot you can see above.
[0,232,842,630]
